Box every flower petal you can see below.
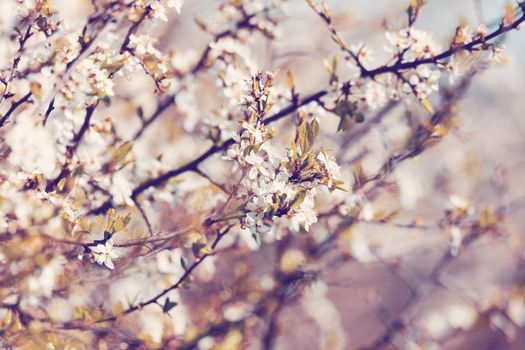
[105,259,115,270]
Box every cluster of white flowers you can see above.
[339,21,510,116]
[385,27,441,60]
[164,2,287,143]
[148,0,185,21]
[224,72,343,242]
[365,81,387,110]
[128,34,171,89]
[59,54,116,109]
[49,1,187,111]
[109,172,135,206]
[405,65,440,100]
[36,189,81,233]
[26,256,66,305]
[53,33,82,69]
[384,28,442,102]
[6,113,58,178]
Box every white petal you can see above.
[249,168,258,180]
[105,259,115,270]
[91,244,105,254]
[95,255,105,265]
[259,167,270,177]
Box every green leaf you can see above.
[191,242,212,258]
[337,114,352,132]
[113,213,131,233]
[180,257,188,271]
[162,298,178,313]
[56,175,76,196]
[355,113,365,123]
[306,119,319,147]
[106,208,116,227]
[334,100,357,132]
[286,70,295,91]
[290,141,299,161]
[102,95,111,106]
[243,145,253,158]
[36,16,48,32]
[290,191,306,210]
[101,59,126,74]
[298,123,307,153]
[111,142,133,166]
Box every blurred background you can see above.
[20,0,525,349]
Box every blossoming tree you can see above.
[1,0,525,349]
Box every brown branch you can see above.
[132,196,154,236]
[88,89,328,215]
[177,269,316,350]
[193,168,229,194]
[308,0,525,79]
[337,101,398,157]
[130,12,260,141]
[0,23,33,108]
[132,95,174,140]
[95,225,233,323]
[42,2,124,124]
[0,92,32,128]
[47,102,99,191]
[190,14,256,75]
[119,6,152,54]
[313,71,475,258]
[362,3,525,78]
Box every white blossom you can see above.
[244,151,271,179]
[90,239,119,270]
[167,0,184,14]
[365,81,387,110]
[290,190,318,232]
[110,173,134,206]
[6,114,58,178]
[246,212,271,237]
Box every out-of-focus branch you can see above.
[0,92,32,128]
[95,225,233,323]
[131,12,259,141]
[42,2,123,124]
[0,23,34,109]
[47,102,99,191]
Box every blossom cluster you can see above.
[224,71,343,240]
